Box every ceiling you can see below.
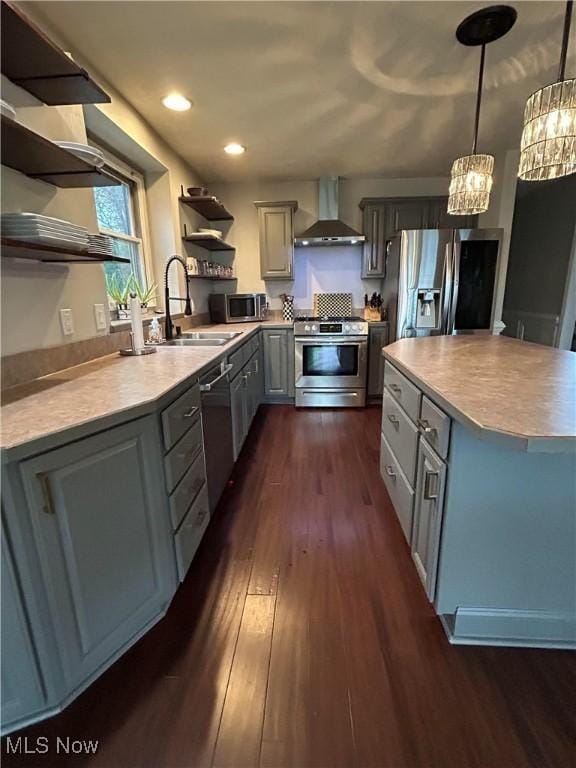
[25,1,575,182]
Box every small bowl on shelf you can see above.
[187,187,207,197]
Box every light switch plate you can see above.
[93,303,107,331]
[59,308,74,337]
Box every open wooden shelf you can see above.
[1,237,130,264]
[1,115,119,188]
[1,1,110,105]
[187,274,237,281]
[182,234,235,252]
[179,195,234,222]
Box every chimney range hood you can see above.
[294,176,365,247]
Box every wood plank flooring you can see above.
[3,405,576,768]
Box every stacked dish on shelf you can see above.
[54,142,105,168]
[1,213,89,250]
[88,233,114,256]
[0,99,16,121]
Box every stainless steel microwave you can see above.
[209,293,267,323]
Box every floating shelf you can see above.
[182,234,235,252]
[1,237,130,264]
[1,115,119,188]
[1,2,110,105]
[187,274,237,281]
[179,195,233,222]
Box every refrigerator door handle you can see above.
[442,243,453,334]
[448,240,461,334]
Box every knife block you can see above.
[363,307,382,322]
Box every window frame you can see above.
[90,142,155,306]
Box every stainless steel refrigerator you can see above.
[383,228,503,341]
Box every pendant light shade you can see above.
[447,6,516,216]
[448,153,495,215]
[519,3,576,181]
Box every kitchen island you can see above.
[380,336,576,649]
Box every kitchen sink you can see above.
[182,331,242,340]
[163,338,229,347]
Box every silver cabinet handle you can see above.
[38,472,55,515]
[182,406,199,419]
[196,509,208,525]
[389,383,401,394]
[423,470,439,501]
[199,363,233,392]
[384,465,397,481]
[417,418,434,435]
[387,413,400,427]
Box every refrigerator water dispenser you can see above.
[416,290,440,329]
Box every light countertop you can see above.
[383,336,576,453]
[1,321,291,459]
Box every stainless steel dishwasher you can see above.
[199,361,234,513]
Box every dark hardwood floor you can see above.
[3,406,576,768]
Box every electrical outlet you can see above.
[59,308,74,337]
[93,303,107,331]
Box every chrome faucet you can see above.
[164,255,192,340]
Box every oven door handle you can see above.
[294,336,368,344]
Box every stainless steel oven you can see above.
[209,293,267,323]
[294,317,368,407]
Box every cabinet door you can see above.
[230,372,246,461]
[367,325,389,396]
[1,525,45,728]
[387,200,428,234]
[361,203,387,278]
[257,203,297,280]
[412,438,446,601]
[19,417,176,692]
[427,197,478,229]
[263,329,294,397]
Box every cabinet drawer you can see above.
[419,396,451,459]
[169,450,206,531]
[382,390,419,484]
[174,486,210,581]
[380,433,414,544]
[384,361,421,423]
[161,383,201,450]
[228,343,248,380]
[164,417,203,493]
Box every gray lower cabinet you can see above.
[231,366,249,460]
[1,526,45,727]
[18,416,176,694]
[263,328,294,398]
[230,336,264,459]
[411,437,447,600]
[367,324,389,397]
[256,201,298,280]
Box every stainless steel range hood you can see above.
[294,177,365,247]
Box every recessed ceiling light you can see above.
[224,143,246,155]
[162,93,192,111]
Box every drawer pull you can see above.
[38,473,55,515]
[389,383,401,394]
[183,406,199,419]
[423,470,439,501]
[384,465,397,481]
[387,413,400,428]
[417,418,435,435]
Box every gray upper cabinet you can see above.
[386,199,428,233]
[427,197,478,229]
[256,201,298,280]
[367,324,389,397]
[263,328,294,398]
[1,526,45,729]
[361,203,388,278]
[18,417,176,693]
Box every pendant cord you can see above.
[558,0,573,82]
[472,44,485,155]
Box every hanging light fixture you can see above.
[448,6,517,215]
[519,1,575,181]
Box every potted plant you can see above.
[105,273,132,319]
[131,275,157,315]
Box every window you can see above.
[91,147,154,302]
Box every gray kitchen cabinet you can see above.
[367,324,389,398]
[230,371,246,461]
[18,416,176,693]
[256,201,298,280]
[411,437,446,601]
[1,525,45,728]
[386,199,428,233]
[263,328,294,398]
[230,340,262,460]
[361,202,388,278]
[427,197,478,229]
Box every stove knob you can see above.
[305,325,310,332]
[311,324,318,332]
[344,324,351,331]
[354,323,361,331]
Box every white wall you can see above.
[210,176,450,310]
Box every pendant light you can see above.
[448,6,517,215]
[519,1,575,181]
